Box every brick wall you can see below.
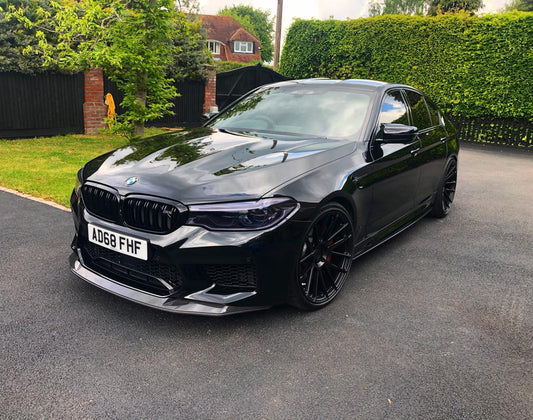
[203,65,217,114]
[83,68,107,134]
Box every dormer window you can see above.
[207,40,221,55]
[233,41,254,54]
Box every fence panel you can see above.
[449,116,532,149]
[0,72,84,138]
[216,65,290,110]
[104,78,204,126]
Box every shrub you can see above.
[279,13,533,121]
[215,60,264,73]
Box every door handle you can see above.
[410,147,420,156]
[440,136,447,144]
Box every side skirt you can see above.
[352,206,431,261]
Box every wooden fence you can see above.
[0,72,84,138]
[104,78,205,126]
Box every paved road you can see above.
[1,145,532,419]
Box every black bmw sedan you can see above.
[70,79,458,315]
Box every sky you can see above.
[199,0,509,44]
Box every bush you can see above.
[279,13,533,121]
[215,60,256,73]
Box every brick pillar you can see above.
[83,68,107,134]
[203,65,218,114]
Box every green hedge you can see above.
[279,13,533,121]
[215,60,273,73]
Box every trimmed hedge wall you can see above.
[279,13,533,122]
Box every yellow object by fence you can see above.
[105,93,116,127]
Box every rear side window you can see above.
[426,99,444,127]
[378,91,409,126]
[404,90,432,130]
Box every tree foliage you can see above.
[368,0,483,15]
[8,0,210,137]
[279,13,533,121]
[218,5,274,62]
[368,0,428,16]
[505,0,533,11]
[0,0,56,73]
[427,0,484,15]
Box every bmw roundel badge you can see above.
[125,176,138,186]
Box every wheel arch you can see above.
[319,192,357,226]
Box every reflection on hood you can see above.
[84,127,355,204]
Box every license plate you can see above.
[88,224,148,260]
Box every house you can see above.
[200,15,261,63]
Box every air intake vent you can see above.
[81,184,120,222]
[123,196,186,233]
[81,241,183,296]
[204,264,258,290]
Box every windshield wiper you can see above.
[217,128,249,136]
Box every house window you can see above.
[233,41,254,54]
[207,41,220,55]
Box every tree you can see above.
[368,0,429,16]
[427,0,484,15]
[505,0,533,11]
[218,5,274,62]
[0,0,55,73]
[368,0,483,15]
[8,0,209,137]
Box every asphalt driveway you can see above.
[1,144,532,419]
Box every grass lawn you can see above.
[0,127,169,207]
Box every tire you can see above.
[289,203,354,310]
[431,158,458,218]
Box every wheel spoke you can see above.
[324,266,338,290]
[324,214,339,239]
[312,224,321,244]
[318,270,329,298]
[445,164,456,178]
[327,234,352,250]
[313,267,319,299]
[327,262,347,274]
[443,191,452,208]
[330,251,352,258]
[300,251,315,264]
[305,266,315,296]
[327,222,349,242]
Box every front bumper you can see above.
[70,197,310,314]
[70,252,269,315]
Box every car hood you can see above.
[84,127,355,204]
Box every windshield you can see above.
[211,84,373,140]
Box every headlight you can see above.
[186,197,299,231]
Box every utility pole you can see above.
[273,0,283,70]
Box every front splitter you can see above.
[69,253,270,316]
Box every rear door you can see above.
[403,89,447,207]
[364,90,421,235]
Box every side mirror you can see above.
[380,123,417,144]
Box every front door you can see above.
[364,90,421,236]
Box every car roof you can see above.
[265,78,414,94]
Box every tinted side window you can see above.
[378,91,409,126]
[405,90,432,130]
[426,99,444,127]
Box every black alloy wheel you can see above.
[291,203,354,310]
[431,158,458,218]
